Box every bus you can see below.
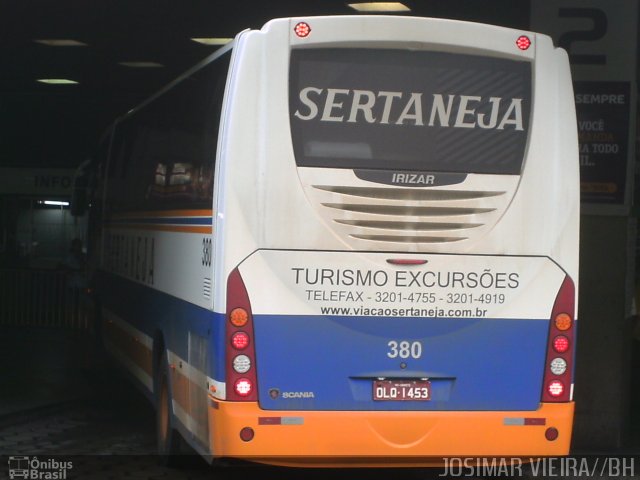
[78,15,579,466]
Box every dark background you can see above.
[0,0,531,169]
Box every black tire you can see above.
[156,350,183,466]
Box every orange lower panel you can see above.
[208,401,574,466]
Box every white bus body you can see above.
[89,16,579,465]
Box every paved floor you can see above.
[0,327,94,420]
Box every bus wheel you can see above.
[156,352,182,466]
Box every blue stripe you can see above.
[253,314,548,411]
[97,271,225,383]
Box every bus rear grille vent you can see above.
[351,234,467,243]
[313,185,506,245]
[335,219,482,231]
[321,203,494,217]
[314,186,504,201]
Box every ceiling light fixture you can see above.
[36,79,79,85]
[118,61,164,68]
[34,39,88,47]
[347,2,411,12]
[191,37,233,46]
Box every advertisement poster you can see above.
[574,81,631,205]
[530,0,637,212]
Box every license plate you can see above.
[373,379,431,401]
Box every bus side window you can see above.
[105,50,231,214]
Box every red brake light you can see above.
[553,335,570,353]
[231,331,250,350]
[547,380,564,397]
[234,378,253,397]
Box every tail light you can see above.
[541,276,576,402]
[226,268,258,401]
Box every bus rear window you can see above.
[289,48,531,175]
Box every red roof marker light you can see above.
[516,35,531,51]
[294,22,311,38]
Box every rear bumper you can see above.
[208,401,574,466]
